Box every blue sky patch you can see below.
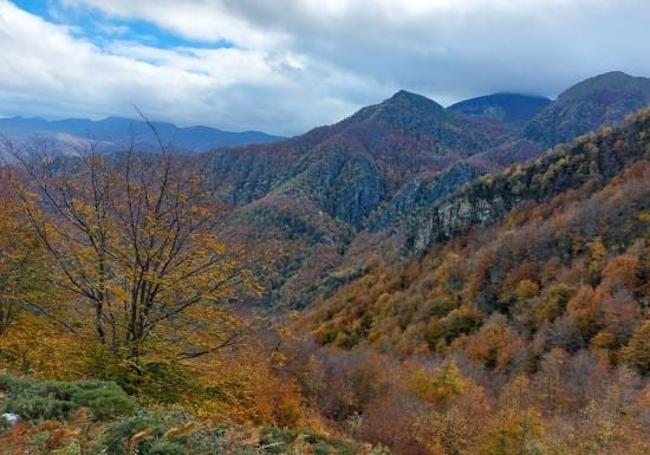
[11,0,235,50]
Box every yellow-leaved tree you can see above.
[0,166,52,335]
[4,132,255,371]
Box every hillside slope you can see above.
[309,108,650,356]
[288,109,650,455]
[206,90,521,307]
[207,90,514,215]
[206,73,650,308]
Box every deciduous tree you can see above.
[4,135,254,363]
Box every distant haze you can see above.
[2,0,650,135]
[0,116,283,155]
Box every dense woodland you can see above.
[2,74,650,454]
[304,109,650,453]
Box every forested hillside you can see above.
[203,72,650,309]
[524,71,650,146]
[299,108,650,453]
[4,0,650,453]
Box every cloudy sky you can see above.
[1,0,650,135]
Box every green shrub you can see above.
[51,442,82,455]
[0,375,136,421]
[5,394,74,421]
[146,440,186,455]
[69,383,136,419]
[92,409,220,455]
[182,428,230,454]
[259,427,297,454]
[29,430,51,450]
[83,348,197,404]
[259,427,359,455]
[92,411,167,455]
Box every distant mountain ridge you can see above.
[448,93,551,127]
[0,115,284,154]
[524,71,650,146]
[218,71,650,226]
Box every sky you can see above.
[1,0,650,136]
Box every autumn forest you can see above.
[0,68,650,454]
[3,2,650,447]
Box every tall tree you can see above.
[4,136,253,361]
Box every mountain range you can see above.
[4,69,650,455]
[0,115,283,155]
[4,71,649,309]
[201,71,650,308]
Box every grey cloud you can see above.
[219,0,650,100]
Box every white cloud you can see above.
[2,0,650,134]
[61,0,289,49]
[0,0,375,134]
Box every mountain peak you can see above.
[591,70,633,80]
[559,71,650,102]
[385,89,444,110]
[525,71,650,146]
[389,89,423,99]
[341,89,444,129]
